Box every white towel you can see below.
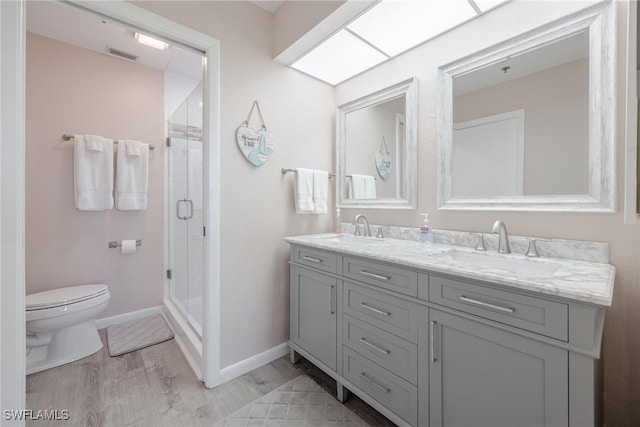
[294,168,315,214]
[364,175,376,199]
[313,170,328,214]
[74,135,114,211]
[350,174,377,200]
[124,139,141,156]
[115,139,149,211]
[84,134,105,152]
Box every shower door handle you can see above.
[185,199,194,220]
[176,199,188,220]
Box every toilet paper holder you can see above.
[109,240,142,248]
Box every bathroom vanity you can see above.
[286,231,614,427]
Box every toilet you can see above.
[26,284,110,375]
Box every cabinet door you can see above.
[428,309,568,427]
[291,266,337,370]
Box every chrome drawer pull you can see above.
[330,285,335,314]
[359,270,391,281]
[459,295,516,314]
[360,372,390,393]
[360,302,391,317]
[302,255,323,263]
[430,320,437,363]
[359,338,391,355]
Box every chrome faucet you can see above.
[354,214,371,237]
[491,220,511,254]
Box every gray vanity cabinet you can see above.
[290,265,338,371]
[424,308,568,427]
[288,242,605,427]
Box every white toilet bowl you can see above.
[26,284,110,375]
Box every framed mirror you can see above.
[437,2,615,212]
[337,77,417,209]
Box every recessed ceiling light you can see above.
[133,32,168,50]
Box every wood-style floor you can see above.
[26,330,394,426]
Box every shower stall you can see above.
[164,82,206,374]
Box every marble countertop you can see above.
[285,233,615,306]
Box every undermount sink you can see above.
[433,250,562,277]
[318,234,379,244]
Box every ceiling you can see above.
[25,1,203,82]
[454,30,589,95]
[251,1,285,14]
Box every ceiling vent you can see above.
[105,47,139,62]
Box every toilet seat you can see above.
[26,284,108,311]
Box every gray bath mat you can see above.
[215,375,369,426]
[106,314,174,357]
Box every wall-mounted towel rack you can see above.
[63,134,155,150]
[281,168,335,178]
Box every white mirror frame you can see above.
[337,77,418,209]
[437,2,616,212]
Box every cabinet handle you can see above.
[359,270,391,281]
[359,337,391,355]
[430,320,437,363]
[303,255,323,263]
[459,295,516,314]
[360,372,390,393]
[360,302,391,317]
[330,285,335,314]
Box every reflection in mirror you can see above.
[337,78,417,209]
[452,31,588,198]
[375,137,393,181]
[438,2,615,212]
[346,96,403,198]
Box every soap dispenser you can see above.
[420,213,434,243]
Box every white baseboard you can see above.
[219,342,290,385]
[95,305,165,330]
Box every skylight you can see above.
[291,0,510,85]
[291,30,387,86]
[347,0,476,57]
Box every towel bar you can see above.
[281,168,335,178]
[63,134,155,150]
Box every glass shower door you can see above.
[167,84,203,337]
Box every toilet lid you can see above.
[26,284,108,310]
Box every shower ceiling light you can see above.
[133,32,168,50]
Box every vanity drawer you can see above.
[293,246,338,274]
[343,256,418,297]
[344,282,419,343]
[343,314,417,384]
[343,347,417,426]
[429,275,568,341]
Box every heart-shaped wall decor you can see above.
[236,124,274,167]
[375,151,391,180]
